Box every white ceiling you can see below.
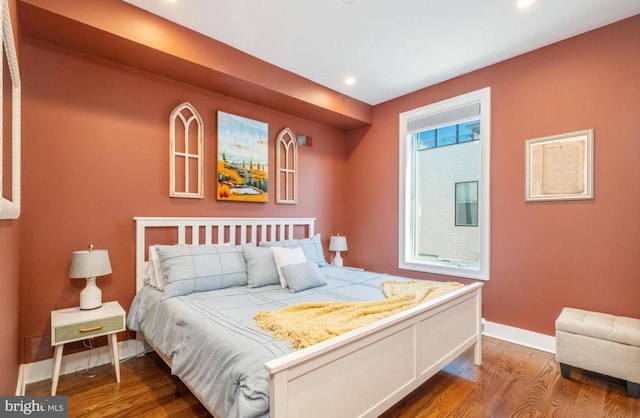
[123,0,640,105]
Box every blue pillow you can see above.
[281,261,327,293]
[242,246,280,288]
[260,233,327,267]
[155,244,248,298]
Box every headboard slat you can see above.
[205,225,212,245]
[191,225,199,244]
[178,226,186,244]
[240,225,247,245]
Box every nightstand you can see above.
[50,301,126,395]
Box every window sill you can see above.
[399,260,488,281]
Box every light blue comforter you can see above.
[126,267,409,418]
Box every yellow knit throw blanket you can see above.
[254,280,464,349]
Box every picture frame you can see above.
[525,129,594,202]
[216,111,269,202]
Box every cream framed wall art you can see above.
[525,129,594,202]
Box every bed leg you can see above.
[171,375,188,397]
[474,288,483,366]
[474,338,482,365]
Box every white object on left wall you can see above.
[169,102,204,198]
[0,0,22,219]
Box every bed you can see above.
[127,217,483,418]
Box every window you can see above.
[455,181,478,227]
[399,87,490,280]
[416,120,480,150]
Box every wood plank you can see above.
[26,337,640,417]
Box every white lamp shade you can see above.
[70,248,112,310]
[69,249,112,279]
[329,236,348,252]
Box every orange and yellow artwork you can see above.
[217,111,269,202]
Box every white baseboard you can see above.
[17,338,147,395]
[483,320,556,354]
[17,322,554,395]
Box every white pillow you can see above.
[271,246,307,288]
[145,246,164,290]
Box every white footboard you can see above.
[265,282,483,418]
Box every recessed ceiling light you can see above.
[344,76,356,86]
[517,0,535,8]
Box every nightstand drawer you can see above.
[53,315,123,343]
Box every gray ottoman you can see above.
[555,307,640,397]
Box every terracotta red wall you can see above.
[19,39,348,362]
[347,15,640,336]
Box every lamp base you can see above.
[333,252,344,267]
[80,305,102,311]
[80,277,102,310]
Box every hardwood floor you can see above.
[27,351,211,418]
[27,337,640,417]
[380,337,640,418]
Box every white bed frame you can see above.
[134,216,483,418]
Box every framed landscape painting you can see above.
[217,111,269,202]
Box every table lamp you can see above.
[329,235,348,267]
[69,245,112,310]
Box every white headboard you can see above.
[134,217,316,291]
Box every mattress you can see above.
[126,266,411,418]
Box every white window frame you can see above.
[169,102,204,199]
[399,87,490,280]
[276,127,298,204]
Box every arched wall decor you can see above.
[276,127,298,204]
[0,0,21,219]
[169,102,204,198]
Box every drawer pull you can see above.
[79,325,103,333]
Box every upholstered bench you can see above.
[555,307,640,397]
